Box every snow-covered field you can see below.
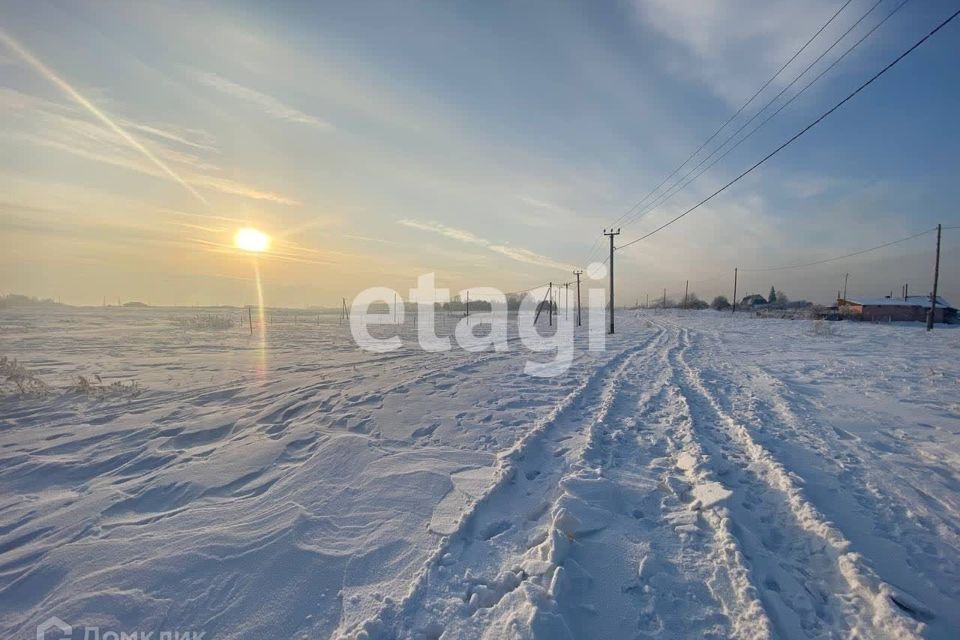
[1,308,958,639]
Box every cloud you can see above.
[195,71,333,130]
[186,175,298,205]
[397,219,488,246]
[1,86,298,205]
[342,234,399,246]
[398,218,575,272]
[488,244,577,272]
[629,0,846,105]
[120,120,219,152]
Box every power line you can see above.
[618,0,895,231]
[502,282,551,297]
[610,0,856,231]
[580,0,857,266]
[617,6,960,252]
[621,0,910,231]
[739,227,936,271]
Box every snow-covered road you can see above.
[1,309,958,639]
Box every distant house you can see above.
[740,294,767,308]
[838,295,957,323]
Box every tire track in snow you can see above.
[670,325,922,639]
[696,336,956,634]
[546,325,770,639]
[333,331,663,639]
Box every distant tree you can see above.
[0,294,63,309]
[469,300,493,312]
[768,287,777,305]
[685,293,709,310]
[776,291,789,305]
[711,295,731,311]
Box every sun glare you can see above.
[234,227,269,253]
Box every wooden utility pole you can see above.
[842,273,849,301]
[574,270,583,326]
[662,288,666,308]
[247,305,253,335]
[683,280,689,309]
[732,268,738,314]
[535,282,552,325]
[604,229,620,334]
[927,223,942,331]
[466,290,470,321]
[565,282,570,320]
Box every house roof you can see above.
[843,295,954,309]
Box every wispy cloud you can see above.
[121,120,218,152]
[186,175,298,205]
[398,218,575,272]
[629,0,840,105]
[1,86,298,205]
[398,219,487,246]
[342,234,399,245]
[195,71,333,130]
[517,195,571,214]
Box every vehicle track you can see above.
[548,325,771,639]
[334,330,663,639]
[670,325,921,639]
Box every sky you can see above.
[1,0,958,307]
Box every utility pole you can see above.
[732,268,738,314]
[534,282,552,325]
[574,270,583,327]
[248,305,253,335]
[842,273,849,301]
[549,283,554,326]
[466,290,470,321]
[565,282,570,320]
[683,279,689,310]
[604,228,620,334]
[927,223,942,331]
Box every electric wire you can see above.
[618,0,896,232]
[616,7,960,251]
[620,0,910,232]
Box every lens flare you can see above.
[234,227,269,253]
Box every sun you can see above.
[234,227,269,253]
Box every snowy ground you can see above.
[1,308,958,639]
